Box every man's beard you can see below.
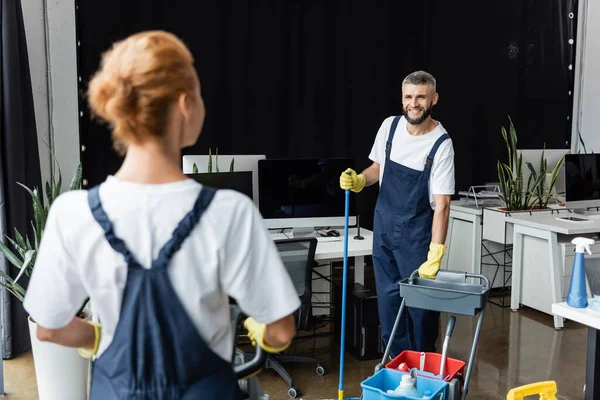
[403,103,433,125]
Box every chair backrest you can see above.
[274,237,317,329]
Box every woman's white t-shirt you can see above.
[23,176,301,361]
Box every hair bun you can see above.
[86,30,197,155]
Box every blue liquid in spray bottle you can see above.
[567,237,595,308]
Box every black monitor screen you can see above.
[258,158,357,219]
[188,171,253,200]
[565,154,600,202]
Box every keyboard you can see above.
[316,236,342,243]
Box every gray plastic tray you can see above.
[398,270,490,316]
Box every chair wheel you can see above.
[288,387,300,398]
[316,364,327,376]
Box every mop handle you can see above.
[338,176,351,400]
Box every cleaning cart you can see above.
[360,269,490,400]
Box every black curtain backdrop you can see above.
[75,1,577,231]
[1,0,43,357]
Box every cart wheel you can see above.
[316,364,327,376]
[288,387,300,398]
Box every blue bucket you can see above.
[361,369,447,399]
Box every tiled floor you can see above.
[2,300,588,399]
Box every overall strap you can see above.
[385,116,402,161]
[424,133,450,170]
[151,186,217,270]
[88,186,141,267]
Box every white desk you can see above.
[552,302,600,399]
[271,228,373,317]
[270,227,373,284]
[508,212,600,329]
[442,201,483,275]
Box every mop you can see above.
[336,176,358,400]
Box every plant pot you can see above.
[28,311,92,400]
[482,206,556,244]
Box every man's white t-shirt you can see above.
[23,176,301,361]
[368,116,456,208]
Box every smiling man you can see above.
[340,70,455,357]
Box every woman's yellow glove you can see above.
[77,321,102,359]
[339,168,366,193]
[418,243,447,279]
[244,317,291,354]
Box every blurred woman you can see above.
[23,31,299,399]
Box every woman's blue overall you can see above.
[372,116,450,358]
[87,185,243,399]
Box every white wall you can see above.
[572,0,600,154]
[21,0,81,193]
[21,0,51,188]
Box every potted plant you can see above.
[192,147,235,173]
[0,156,90,400]
[483,116,563,244]
[524,146,565,210]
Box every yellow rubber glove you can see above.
[77,321,102,359]
[339,168,366,193]
[418,243,447,279]
[244,317,291,354]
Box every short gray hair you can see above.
[402,70,436,92]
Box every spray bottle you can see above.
[567,237,595,308]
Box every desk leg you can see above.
[354,256,365,285]
[472,216,482,275]
[511,229,523,311]
[548,232,564,329]
[586,328,600,400]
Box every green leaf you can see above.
[45,181,54,207]
[0,240,24,269]
[32,222,39,250]
[47,148,63,200]
[13,228,27,251]
[54,169,63,200]
[230,158,234,172]
[208,148,212,173]
[14,250,35,285]
[69,163,83,191]
[25,236,33,251]
[192,163,199,174]
[18,183,44,235]
[6,237,26,260]
[216,147,220,173]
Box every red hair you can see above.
[87,31,197,154]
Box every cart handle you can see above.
[409,269,490,289]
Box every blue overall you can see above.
[87,186,243,400]
[372,116,449,358]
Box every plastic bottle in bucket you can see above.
[387,374,419,397]
[567,237,594,308]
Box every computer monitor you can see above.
[517,149,570,195]
[188,171,253,200]
[564,153,600,210]
[258,158,357,234]
[182,155,265,205]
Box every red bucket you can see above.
[385,350,465,382]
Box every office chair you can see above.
[260,237,327,398]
